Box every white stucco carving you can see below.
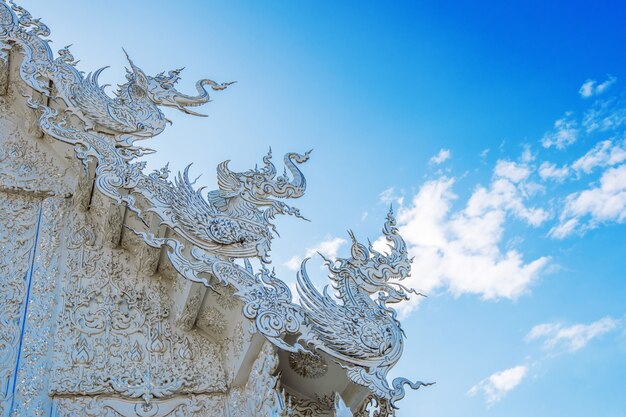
[0,1,432,415]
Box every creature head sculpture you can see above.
[162,150,311,263]
[123,49,234,118]
[0,0,233,140]
[214,149,312,221]
[322,207,415,306]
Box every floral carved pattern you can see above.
[50,215,226,404]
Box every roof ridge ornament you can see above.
[0,0,431,411]
[1,0,232,144]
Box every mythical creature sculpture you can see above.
[139,209,431,407]
[297,208,433,406]
[67,50,233,140]
[149,149,311,262]
[0,0,231,143]
[1,0,307,262]
[1,0,431,412]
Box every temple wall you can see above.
[0,48,282,417]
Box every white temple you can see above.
[0,2,430,416]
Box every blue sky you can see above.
[23,1,626,415]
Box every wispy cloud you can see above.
[541,112,579,150]
[283,236,347,271]
[429,148,451,165]
[571,138,626,174]
[468,365,528,405]
[550,164,626,238]
[582,97,626,133]
[526,317,620,353]
[579,75,617,98]
[538,161,570,182]
[494,160,531,183]
[378,186,404,206]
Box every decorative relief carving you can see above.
[138,212,431,406]
[89,190,125,248]
[0,125,72,196]
[222,320,255,384]
[121,227,162,276]
[50,214,227,404]
[0,191,39,416]
[0,1,431,414]
[286,394,332,417]
[196,305,227,336]
[227,342,286,417]
[214,285,240,311]
[0,40,8,95]
[288,352,328,379]
[174,286,204,332]
[353,395,395,417]
[54,394,224,417]
[10,197,70,417]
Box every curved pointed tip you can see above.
[122,48,137,68]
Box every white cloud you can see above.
[429,148,451,165]
[596,76,617,95]
[541,112,579,150]
[579,80,595,98]
[392,156,550,317]
[538,161,570,182]
[468,365,527,405]
[550,164,626,238]
[379,187,404,206]
[283,236,347,271]
[571,139,626,174]
[548,218,579,239]
[579,77,616,98]
[579,76,617,98]
[526,317,619,352]
[494,160,531,183]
